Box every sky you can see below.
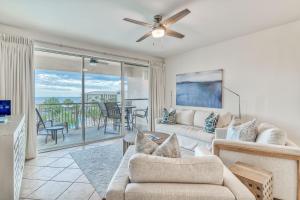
[35,70,122,97]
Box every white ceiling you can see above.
[1,0,300,58]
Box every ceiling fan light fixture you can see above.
[152,27,165,38]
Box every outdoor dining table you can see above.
[123,105,136,130]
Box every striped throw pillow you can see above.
[204,112,219,133]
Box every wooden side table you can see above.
[229,162,273,200]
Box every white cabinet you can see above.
[0,115,26,200]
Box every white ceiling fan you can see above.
[123,9,191,42]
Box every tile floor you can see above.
[20,139,120,200]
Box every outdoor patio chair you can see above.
[99,102,122,133]
[132,106,148,128]
[35,108,68,143]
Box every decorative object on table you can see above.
[226,118,257,142]
[71,141,123,199]
[152,133,181,158]
[176,69,223,108]
[0,116,8,123]
[204,112,219,133]
[223,86,241,119]
[230,162,273,200]
[160,108,176,124]
[256,123,287,145]
[0,100,11,116]
[123,131,169,154]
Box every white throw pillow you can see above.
[226,118,257,142]
[152,134,181,158]
[256,123,287,145]
[193,110,211,127]
[176,109,194,126]
[129,154,224,185]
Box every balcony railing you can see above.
[36,98,148,131]
[36,102,101,129]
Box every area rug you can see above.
[71,141,123,198]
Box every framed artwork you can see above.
[176,69,223,108]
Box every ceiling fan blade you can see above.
[163,9,191,26]
[136,32,152,42]
[123,18,152,27]
[166,29,185,38]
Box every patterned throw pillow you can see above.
[226,118,257,142]
[135,132,158,154]
[160,108,176,124]
[204,112,219,133]
[152,134,181,158]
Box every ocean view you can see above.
[35,97,81,104]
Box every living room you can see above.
[0,0,300,200]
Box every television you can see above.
[0,100,11,116]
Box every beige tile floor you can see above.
[20,139,120,200]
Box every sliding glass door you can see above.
[35,51,84,151]
[123,63,149,133]
[83,58,122,143]
[35,50,149,151]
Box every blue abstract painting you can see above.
[176,69,223,108]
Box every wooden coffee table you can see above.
[123,131,169,154]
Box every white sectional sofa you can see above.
[105,145,255,200]
[155,109,232,150]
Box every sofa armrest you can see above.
[215,128,227,139]
[223,166,255,200]
[213,139,300,158]
[105,146,136,200]
[213,139,300,200]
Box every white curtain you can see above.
[0,34,36,159]
[149,61,166,131]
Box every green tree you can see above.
[63,98,74,104]
[43,97,60,104]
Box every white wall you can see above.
[165,20,300,145]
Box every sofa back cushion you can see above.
[256,123,287,145]
[176,109,194,126]
[194,110,211,128]
[217,112,232,128]
[129,154,224,185]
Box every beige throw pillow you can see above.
[135,132,158,154]
[176,109,195,126]
[152,134,181,158]
[216,112,232,128]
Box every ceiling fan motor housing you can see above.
[154,15,162,23]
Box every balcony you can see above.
[36,100,148,151]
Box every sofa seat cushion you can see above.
[125,183,235,200]
[129,154,223,184]
[155,123,215,143]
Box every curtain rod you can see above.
[34,39,152,65]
